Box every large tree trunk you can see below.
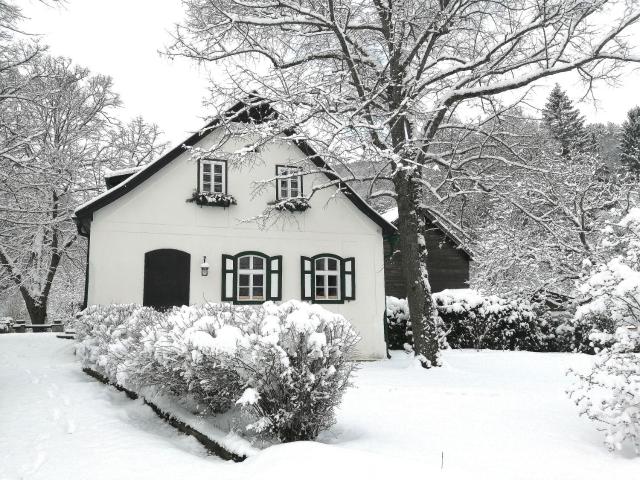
[20,288,47,325]
[393,172,441,368]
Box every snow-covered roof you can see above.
[381,207,399,223]
[104,166,143,178]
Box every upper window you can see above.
[301,254,355,304]
[222,252,282,304]
[276,165,302,200]
[201,160,226,194]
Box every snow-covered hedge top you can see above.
[433,288,535,320]
[74,300,360,443]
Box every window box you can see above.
[273,197,311,212]
[186,190,237,208]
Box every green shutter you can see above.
[342,257,355,300]
[268,255,282,301]
[301,256,313,301]
[221,254,236,301]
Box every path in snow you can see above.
[0,334,222,480]
[1,334,638,480]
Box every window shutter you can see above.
[301,256,313,301]
[221,254,236,301]
[197,159,201,194]
[268,256,282,301]
[342,257,355,300]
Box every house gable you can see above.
[74,98,396,237]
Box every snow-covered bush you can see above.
[232,301,360,442]
[386,291,543,351]
[434,290,540,350]
[567,207,640,453]
[74,304,143,375]
[385,296,411,350]
[568,327,640,453]
[74,300,359,442]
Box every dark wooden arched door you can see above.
[143,249,190,311]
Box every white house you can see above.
[73,99,397,359]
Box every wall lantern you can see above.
[201,256,210,276]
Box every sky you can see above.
[20,0,640,147]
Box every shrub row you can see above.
[74,300,360,442]
[386,291,615,353]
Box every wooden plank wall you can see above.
[384,220,470,298]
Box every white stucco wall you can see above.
[86,129,387,359]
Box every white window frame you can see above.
[200,159,226,195]
[314,256,341,301]
[236,255,266,301]
[276,165,302,200]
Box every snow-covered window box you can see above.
[273,197,311,212]
[187,191,237,208]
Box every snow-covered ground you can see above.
[0,334,637,480]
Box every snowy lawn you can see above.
[1,334,637,480]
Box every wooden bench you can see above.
[24,322,64,333]
[26,324,53,332]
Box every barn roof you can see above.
[73,96,397,237]
[381,206,475,259]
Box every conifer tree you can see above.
[620,106,640,173]
[542,84,589,158]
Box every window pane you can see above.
[253,287,264,298]
[213,184,223,193]
[203,163,211,173]
[203,182,211,192]
[315,275,325,286]
[253,257,264,270]
[214,164,222,173]
[214,175,223,183]
[315,258,325,271]
[238,287,250,298]
[328,258,338,271]
[290,187,299,197]
[253,275,264,287]
[328,275,337,287]
[203,173,211,181]
[239,274,250,287]
[239,256,250,269]
[327,287,338,299]
[315,286,325,298]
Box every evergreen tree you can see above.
[620,106,640,173]
[542,84,589,158]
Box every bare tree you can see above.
[168,0,640,367]
[0,54,164,324]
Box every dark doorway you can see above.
[143,249,191,311]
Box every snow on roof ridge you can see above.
[104,166,143,178]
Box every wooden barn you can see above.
[382,207,473,298]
